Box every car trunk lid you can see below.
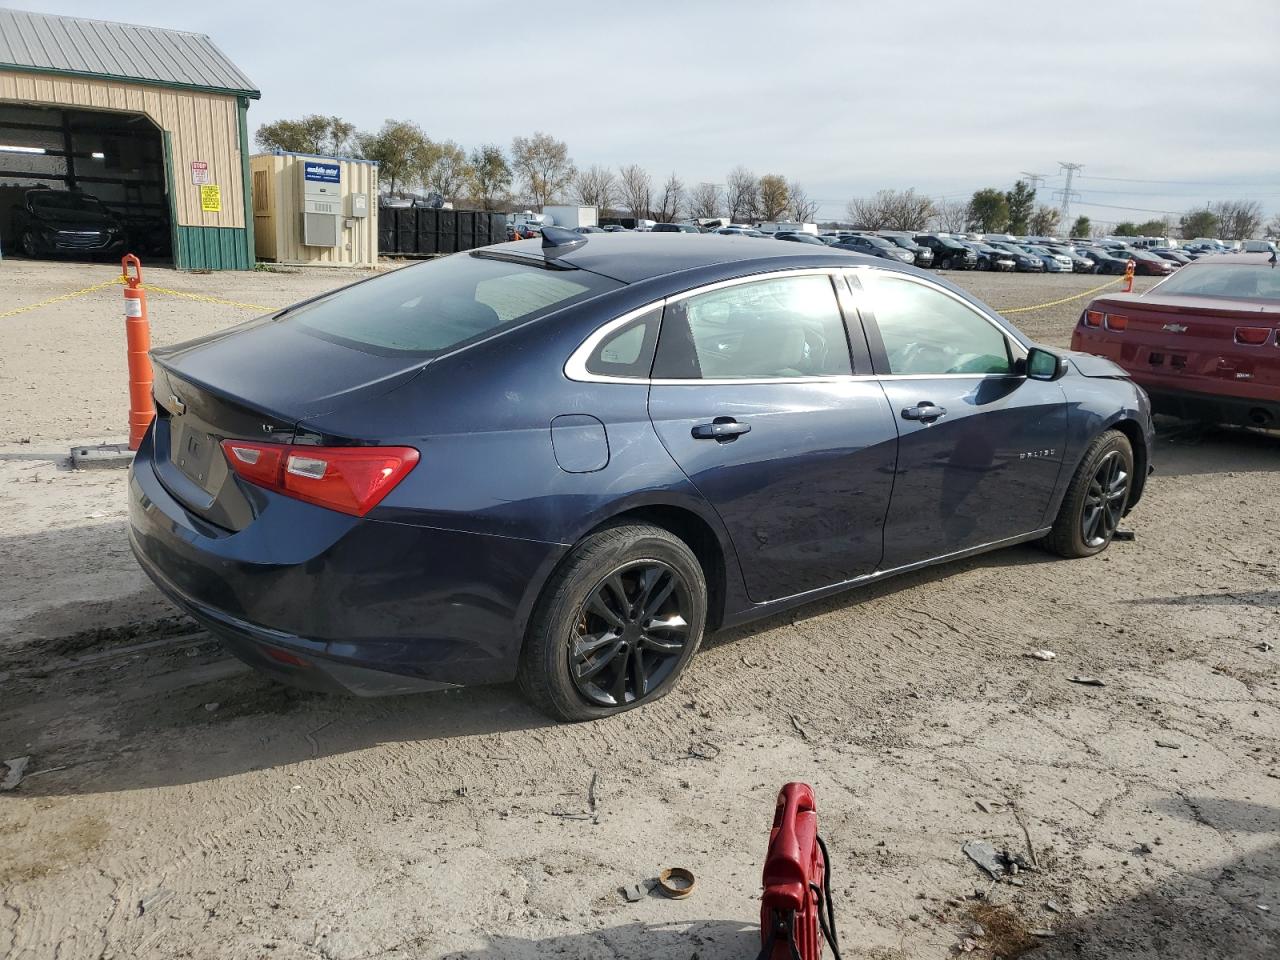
[149,319,427,530]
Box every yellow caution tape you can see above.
[998,277,1124,315]
[139,284,275,313]
[0,276,126,319]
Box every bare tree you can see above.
[1028,205,1061,236]
[726,166,759,222]
[1211,199,1265,239]
[618,164,652,220]
[419,139,471,201]
[655,172,685,222]
[510,132,576,207]
[574,164,617,212]
[846,189,934,232]
[758,174,789,221]
[688,182,722,220]
[931,199,970,233]
[789,181,818,223]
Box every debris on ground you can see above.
[620,882,647,903]
[1026,649,1057,661]
[1029,928,1058,938]
[1256,641,1273,653]
[204,702,220,712]
[1045,899,1063,914]
[1112,530,1136,542]
[1,755,30,791]
[790,715,810,740]
[963,840,1035,881]
[975,799,1001,814]
[1155,738,1182,749]
[138,888,173,917]
[1067,676,1106,687]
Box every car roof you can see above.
[1185,253,1276,266]
[492,232,874,283]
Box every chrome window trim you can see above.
[563,265,1030,385]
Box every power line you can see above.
[1080,174,1276,187]
[1020,171,1050,191]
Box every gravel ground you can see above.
[0,258,1275,960]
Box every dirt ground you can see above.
[0,258,1276,960]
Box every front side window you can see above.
[653,274,852,380]
[862,275,1013,376]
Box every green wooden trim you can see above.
[0,62,260,99]
[161,129,181,268]
[237,96,255,267]
[176,226,250,270]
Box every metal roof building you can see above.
[0,9,261,269]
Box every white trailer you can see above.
[543,205,598,229]
[755,220,817,235]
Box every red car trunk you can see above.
[1072,289,1280,427]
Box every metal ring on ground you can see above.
[657,867,696,899]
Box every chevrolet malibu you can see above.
[130,231,1153,721]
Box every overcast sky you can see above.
[19,0,1280,224]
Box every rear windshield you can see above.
[285,253,622,356]
[1151,263,1280,302]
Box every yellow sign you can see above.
[200,184,222,213]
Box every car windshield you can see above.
[285,253,623,356]
[1027,246,1052,255]
[30,192,103,211]
[1150,263,1280,302]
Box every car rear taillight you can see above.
[220,440,419,517]
[1084,310,1104,327]
[1234,326,1272,346]
[1105,314,1128,331]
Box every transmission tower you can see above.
[1055,162,1084,223]
[1020,171,1050,191]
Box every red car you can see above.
[1071,254,1280,428]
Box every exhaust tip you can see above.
[1247,407,1274,426]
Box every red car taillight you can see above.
[1084,310,1104,327]
[221,440,420,517]
[1234,326,1272,346]
[1105,314,1128,331]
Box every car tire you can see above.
[1043,430,1134,559]
[20,230,39,258]
[976,258,990,271]
[939,257,952,270]
[518,522,707,722]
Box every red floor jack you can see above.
[758,783,841,960]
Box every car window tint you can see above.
[653,275,852,379]
[584,308,661,378]
[287,253,621,356]
[864,276,1012,376]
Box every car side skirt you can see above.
[718,527,1052,630]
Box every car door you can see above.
[648,271,898,603]
[850,268,1068,569]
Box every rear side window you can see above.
[286,253,622,356]
[653,274,852,380]
[584,308,661,378]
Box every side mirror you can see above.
[1025,347,1066,382]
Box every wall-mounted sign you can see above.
[190,161,209,185]
[200,184,222,213]
[303,162,341,184]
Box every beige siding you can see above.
[250,153,379,268]
[0,68,244,229]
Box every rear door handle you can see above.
[692,418,751,441]
[901,403,947,423]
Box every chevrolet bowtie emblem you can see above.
[1162,323,1187,333]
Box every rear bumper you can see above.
[128,430,568,694]
[1143,387,1280,428]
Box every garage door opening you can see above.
[0,103,171,262]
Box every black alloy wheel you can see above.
[570,560,691,707]
[1081,451,1129,548]
[20,231,38,257]
[940,256,953,269]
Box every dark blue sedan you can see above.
[129,230,1153,720]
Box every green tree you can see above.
[467,144,512,210]
[1179,209,1218,239]
[1004,180,1036,234]
[1028,205,1061,236]
[255,115,356,155]
[418,139,471,200]
[1113,221,1139,236]
[510,132,575,207]
[1134,219,1169,237]
[758,174,790,220]
[968,188,1009,232]
[358,120,429,196]
[1070,215,1091,238]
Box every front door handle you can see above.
[901,402,947,423]
[691,418,751,441]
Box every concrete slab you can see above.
[69,442,133,470]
